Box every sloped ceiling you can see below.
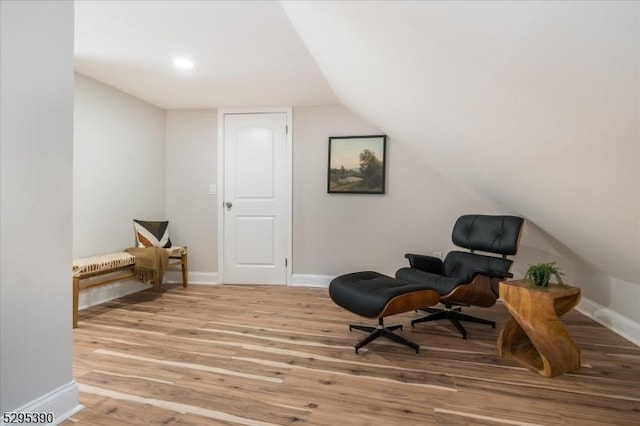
[282,1,640,284]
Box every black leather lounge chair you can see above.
[396,214,524,339]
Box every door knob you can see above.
[225,202,233,210]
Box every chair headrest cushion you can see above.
[452,215,524,255]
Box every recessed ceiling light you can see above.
[173,58,194,70]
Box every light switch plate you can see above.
[208,184,217,195]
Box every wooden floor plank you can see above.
[64,284,640,425]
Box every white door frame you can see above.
[217,107,293,285]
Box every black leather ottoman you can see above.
[329,271,440,353]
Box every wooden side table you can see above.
[497,280,581,377]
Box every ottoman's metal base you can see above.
[350,318,419,354]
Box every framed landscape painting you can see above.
[328,135,387,194]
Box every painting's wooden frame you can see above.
[327,135,387,194]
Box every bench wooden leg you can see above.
[73,276,80,329]
[181,253,188,287]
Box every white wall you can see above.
[1,0,80,420]
[74,74,167,256]
[165,110,218,282]
[161,105,501,283]
[292,105,499,278]
[74,74,167,306]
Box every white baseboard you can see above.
[165,270,218,285]
[80,271,218,310]
[291,274,334,287]
[577,297,640,347]
[168,272,331,287]
[1,381,84,426]
[78,279,151,310]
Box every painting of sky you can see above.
[330,137,384,170]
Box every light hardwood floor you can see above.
[64,284,640,425]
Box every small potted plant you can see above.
[524,261,565,287]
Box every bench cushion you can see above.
[166,246,187,257]
[73,252,135,277]
[73,246,187,277]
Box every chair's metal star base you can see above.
[412,302,495,340]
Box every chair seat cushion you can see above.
[395,267,465,296]
[329,271,437,318]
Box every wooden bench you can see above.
[72,246,188,328]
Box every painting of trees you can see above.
[328,135,386,193]
[359,148,383,189]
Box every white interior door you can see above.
[222,112,289,284]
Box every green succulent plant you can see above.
[524,261,565,287]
